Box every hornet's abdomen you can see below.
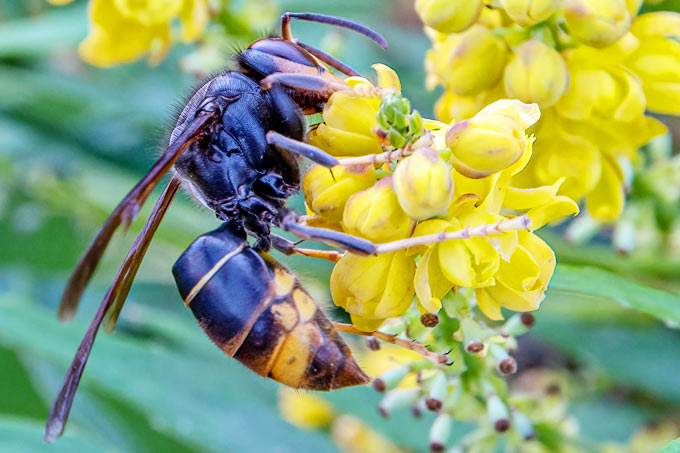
[172,223,369,390]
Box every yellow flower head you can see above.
[445,100,540,178]
[504,40,570,108]
[426,25,508,95]
[500,0,561,26]
[330,250,416,331]
[392,147,454,220]
[79,0,209,67]
[415,0,483,33]
[278,388,334,429]
[563,0,631,48]
[342,178,414,243]
[303,163,376,222]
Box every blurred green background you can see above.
[3,1,680,452]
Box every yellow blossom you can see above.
[342,178,414,243]
[504,40,569,108]
[303,163,376,222]
[627,12,680,115]
[425,25,508,95]
[330,250,416,331]
[563,0,631,48]
[78,0,209,67]
[278,388,334,429]
[415,0,483,33]
[392,147,454,220]
[476,231,555,320]
[309,64,401,157]
[500,0,561,26]
[332,415,405,453]
[445,100,540,178]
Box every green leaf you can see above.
[0,296,338,452]
[657,438,680,453]
[550,265,680,327]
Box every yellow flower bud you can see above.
[392,148,454,220]
[500,0,560,26]
[426,25,508,96]
[308,90,383,157]
[446,100,540,178]
[342,178,414,242]
[303,164,376,222]
[330,250,416,331]
[564,0,631,48]
[504,40,569,108]
[415,0,483,33]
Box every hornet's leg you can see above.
[270,234,342,262]
[277,210,533,256]
[266,131,339,168]
[260,73,348,97]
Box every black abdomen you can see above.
[172,223,369,390]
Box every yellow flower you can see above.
[79,0,209,67]
[392,147,454,220]
[342,178,414,243]
[303,164,376,222]
[309,65,402,157]
[476,231,555,320]
[500,0,561,26]
[332,415,405,453]
[413,217,500,313]
[434,83,506,123]
[330,250,416,331]
[278,388,334,429]
[445,100,540,178]
[556,47,645,122]
[425,25,508,95]
[415,0,483,33]
[563,0,631,48]
[504,40,569,108]
[627,12,680,115]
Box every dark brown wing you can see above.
[44,176,180,443]
[57,111,215,322]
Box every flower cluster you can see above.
[303,65,577,330]
[418,0,680,221]
[50,0,210,66]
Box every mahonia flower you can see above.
[310,62,577,328]
[422,3,679,222]
[303,163,376,222]
[55,0,209,67]
[278,388,334,429]
[308,64,401,156]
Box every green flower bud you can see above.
[504,40,569,108]
[500,0,560,26]
[392,147,454,220]
[303,163,376,222]
[486,394,510,432]
[342,177,414,242]
[379,389,420,418]
[426,372,448,411]
[415,0,483,33]
[564,0,631,48]
[429,413,452,452]
[373,365,412,393]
